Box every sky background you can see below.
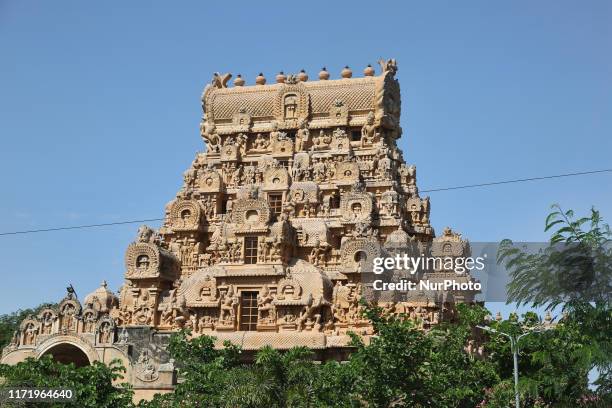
[0,1,610,316]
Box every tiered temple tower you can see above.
[2,60,478,399]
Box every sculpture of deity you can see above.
[295,119,310,151]
[361,111,378,147]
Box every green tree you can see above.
[498,205,611,403]
[480,312,600,407]
[0,355,133,408]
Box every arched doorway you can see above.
[41,343,90,367]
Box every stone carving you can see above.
[159,290,187,328]
[257,285,276,325]
[230,196,271,227]
[82,309,98,333]
[169,199,203,230]
[276,275,302,301]
[295,119,310,151]
[252,133,270,151]
[210,72,232,89]
[218,286,238,327]
[135,349,159,382]
[308,239,331,267]
[274,83,309,123]
[20,319,39,346]
[340,238,382,273]
[361,111,379,146]
[329,99,349,126]
[340,190,373,223]
[312,129,332,149]
[200,120,222,153]
[125,226,178,281]
[271,137,294,157]
[335,160,360,185]
[197,166,223,192]
[263,166,289,191]
[97,316,115,344]
[197,275,218,302]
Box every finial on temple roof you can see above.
[319,67,329,80]
[297,69,308,82]
[255,73,266,85]
[341,66,352,78]
[364,64,375,76]
[233,74,245,87]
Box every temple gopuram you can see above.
[2,60,478,399]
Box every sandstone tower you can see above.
[2,60,477,398]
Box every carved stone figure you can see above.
[253,133,269,151]
[361,111,378,147]
[99,321,113,344]
[295,119,310,151]
[219,287,238,326]
[257,285,276,324]
[23,323,37,346]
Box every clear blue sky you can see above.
[0,1,610,315]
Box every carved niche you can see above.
[231,108,252,132]
[81,307,99,333]
[263,166,289,191]
[271,137,294,158]
[276,276,303,301]
[37,309,57,335]
[406,197,422,213]
[339,238,382,274]
[274,82,309,125]
[328,99,349,126]
[168,198,204,231]
[334,160,360,185]
[288,182,319,203]
[230,197,271,230]
[20,317,40,346]
[220,144,239,161]
[197,167,223,193]
[430,227,469,259]
[380,190,400,218]
[340,191,373,223]
[330,128,351,153]
[125,241,178,281]
[177,267,223,307]
[97,316,115,344]
[58,297,82,333]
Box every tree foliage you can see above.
[497,205,611,405]
[0,355,133,408]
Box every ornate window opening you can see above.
[244,236,258,264]
[268,194,283,216]
[239,291,258,331]
[330,193,341,209]
[351,129,361,142]
[136,255,150,270]
[283,94,298,119]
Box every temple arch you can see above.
[35,335,99,367]
[40,343,90,367]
